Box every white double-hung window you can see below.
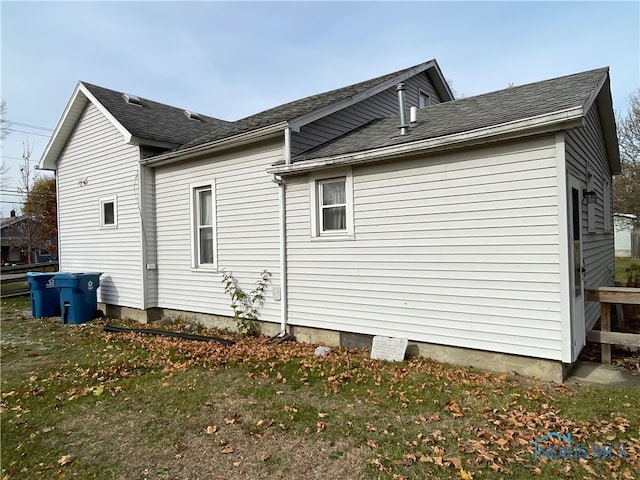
[190,181,217,268]
[319,178,347,232]
[310,168,354,239]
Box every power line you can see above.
[5,120,53,132]
[5,128,51,138]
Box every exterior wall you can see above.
[285,135,566,360]
[141,165,158,308]
[152,139,283,325]
[292,73,441,155]
[56,103,144,308]
[565,104,615,328]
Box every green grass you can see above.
[2,299,639,480]
[0,281,28,297]
[615,256,640,285]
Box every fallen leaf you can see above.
[260,453,270,461]
[221,446,234,454]
[57,455,73,466]
[460,468,474,479]
[206,425,218,435]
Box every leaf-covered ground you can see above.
[1,298,639,480]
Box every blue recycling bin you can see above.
[26,272,61,318]
[54,272,102,324]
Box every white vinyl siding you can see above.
[286,136,565,360]
[153,139,282,324]
[140,165,158,308]
[56,102,143,308]
[565,104,615,329]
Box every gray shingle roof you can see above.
[178,61,439,150]
[82,82,230,147]
[292,67,609,162]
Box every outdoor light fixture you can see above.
[582,188,597,204]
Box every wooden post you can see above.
[600,303,611,365]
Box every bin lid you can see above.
[26,271,55,277]
[54,272,102,279]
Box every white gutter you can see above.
[140,121,288,167]
[269,107,585,176]
[271,174,288,336]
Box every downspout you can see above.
[271,125,291,337]
[271,173,288,336]
[284,127,292,165]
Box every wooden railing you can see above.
[585,287,640,364]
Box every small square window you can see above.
[100,196,117,228]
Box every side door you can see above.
[568,175,586,361]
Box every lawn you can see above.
[616,257,639,286]
[1,296,639,480]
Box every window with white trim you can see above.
[319,178,347,232]
[190,181,217,268]
[310,169,354,239]
[100,196,117,228]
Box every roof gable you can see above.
[39,82,230,170]
[177,59,453,152]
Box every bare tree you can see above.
[1,101,10,189]
[0,100,9,141]
[614,89,640,224]
[14,140,42,262]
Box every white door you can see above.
[568,175,585,361]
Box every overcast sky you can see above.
[1,1,639,216]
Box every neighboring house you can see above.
[614,214,638,258]
[1,210,51,264]
[39,60,620,382]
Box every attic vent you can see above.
[122,93,142,106]
[183,110,202,121]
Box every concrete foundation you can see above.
[99,303,569,383]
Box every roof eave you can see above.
[594,73,621,175]
[38,82,133,171]
[140,121,288,168]
[269,107,585,176]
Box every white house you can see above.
[39,60,620,381]
[614,214,637,258]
